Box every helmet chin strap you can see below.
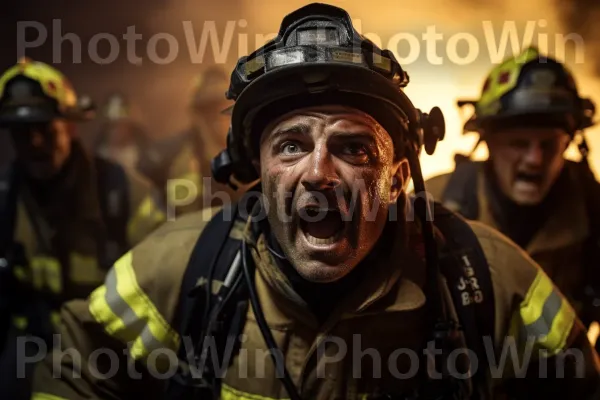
[406,144,444,325]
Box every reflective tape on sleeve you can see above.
[89,251,179,360]
[31,393,69,400]
[519,270,576,354]
[221,383,288,400]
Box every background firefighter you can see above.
[0,58,166,400]
[137,66,241,216]
[425,47,600,346]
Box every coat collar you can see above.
[243,215,427,330]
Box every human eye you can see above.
[279,141,304,155]
[342,142,368,156]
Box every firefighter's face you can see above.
[486,127,570,205]
[259,105,407,283]
[9,119,73,180]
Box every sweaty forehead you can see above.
[262,105,384,138]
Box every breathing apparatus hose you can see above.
[242,200,303,400]
[407,146,445,330]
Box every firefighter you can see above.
[137,66,239,217]
[425,47,600,335]
[32,5,600,400]
[93,93,151,173]
[0,59,166,399]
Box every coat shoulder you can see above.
[97,206,223,333]
[424,172,453,202]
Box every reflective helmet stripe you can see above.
[476,47,540,117]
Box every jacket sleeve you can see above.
[31,208,221,400]
[472,221,600,399]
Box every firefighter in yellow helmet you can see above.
[0,59,166,399]
[137,66,240,218]
[425,47,600,340]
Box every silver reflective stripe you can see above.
[103,268,164,353]
[524,290,563,338]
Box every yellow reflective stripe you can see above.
[221,383,289,400]
[127,195,166,243]
[31,393,68,400]
[520,270,554,325]
[12,316,28,330]
[520,270,576,354]
[13,265,27,282]
[30,256,62,294]
[51,311,61,330]
[220,384,372,400]
[89,252,179,360]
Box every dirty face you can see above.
[486,127,571,205]
[259,105,407,283]
[9,118,73,180]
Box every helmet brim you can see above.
[0,105,57,125]
[230,62,417,162]
[464,106,585,134]
[0,105,94,126]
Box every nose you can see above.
[301,143,341,191]
[523,141,544,166]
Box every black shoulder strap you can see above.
[94,157,131,268]
[441,160,481,220]
[571,161,600,330]
[433,202,495,399]
[166,201,249,400]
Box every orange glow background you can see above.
[235,0,600,180]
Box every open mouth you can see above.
[515,171,543,185]
[298,207,345,245]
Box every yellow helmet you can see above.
[461,47,595,135]
[0,58,94,124]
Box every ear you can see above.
[390,158,410,203]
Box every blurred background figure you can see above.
[93,93,151,174]
[0,58,165,400]
[425,47,600,347]
[138,66,239,216]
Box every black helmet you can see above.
[460,47,596,135]
[212,2,445,186]
[0,58,94,125]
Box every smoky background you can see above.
[1,0,599,178]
